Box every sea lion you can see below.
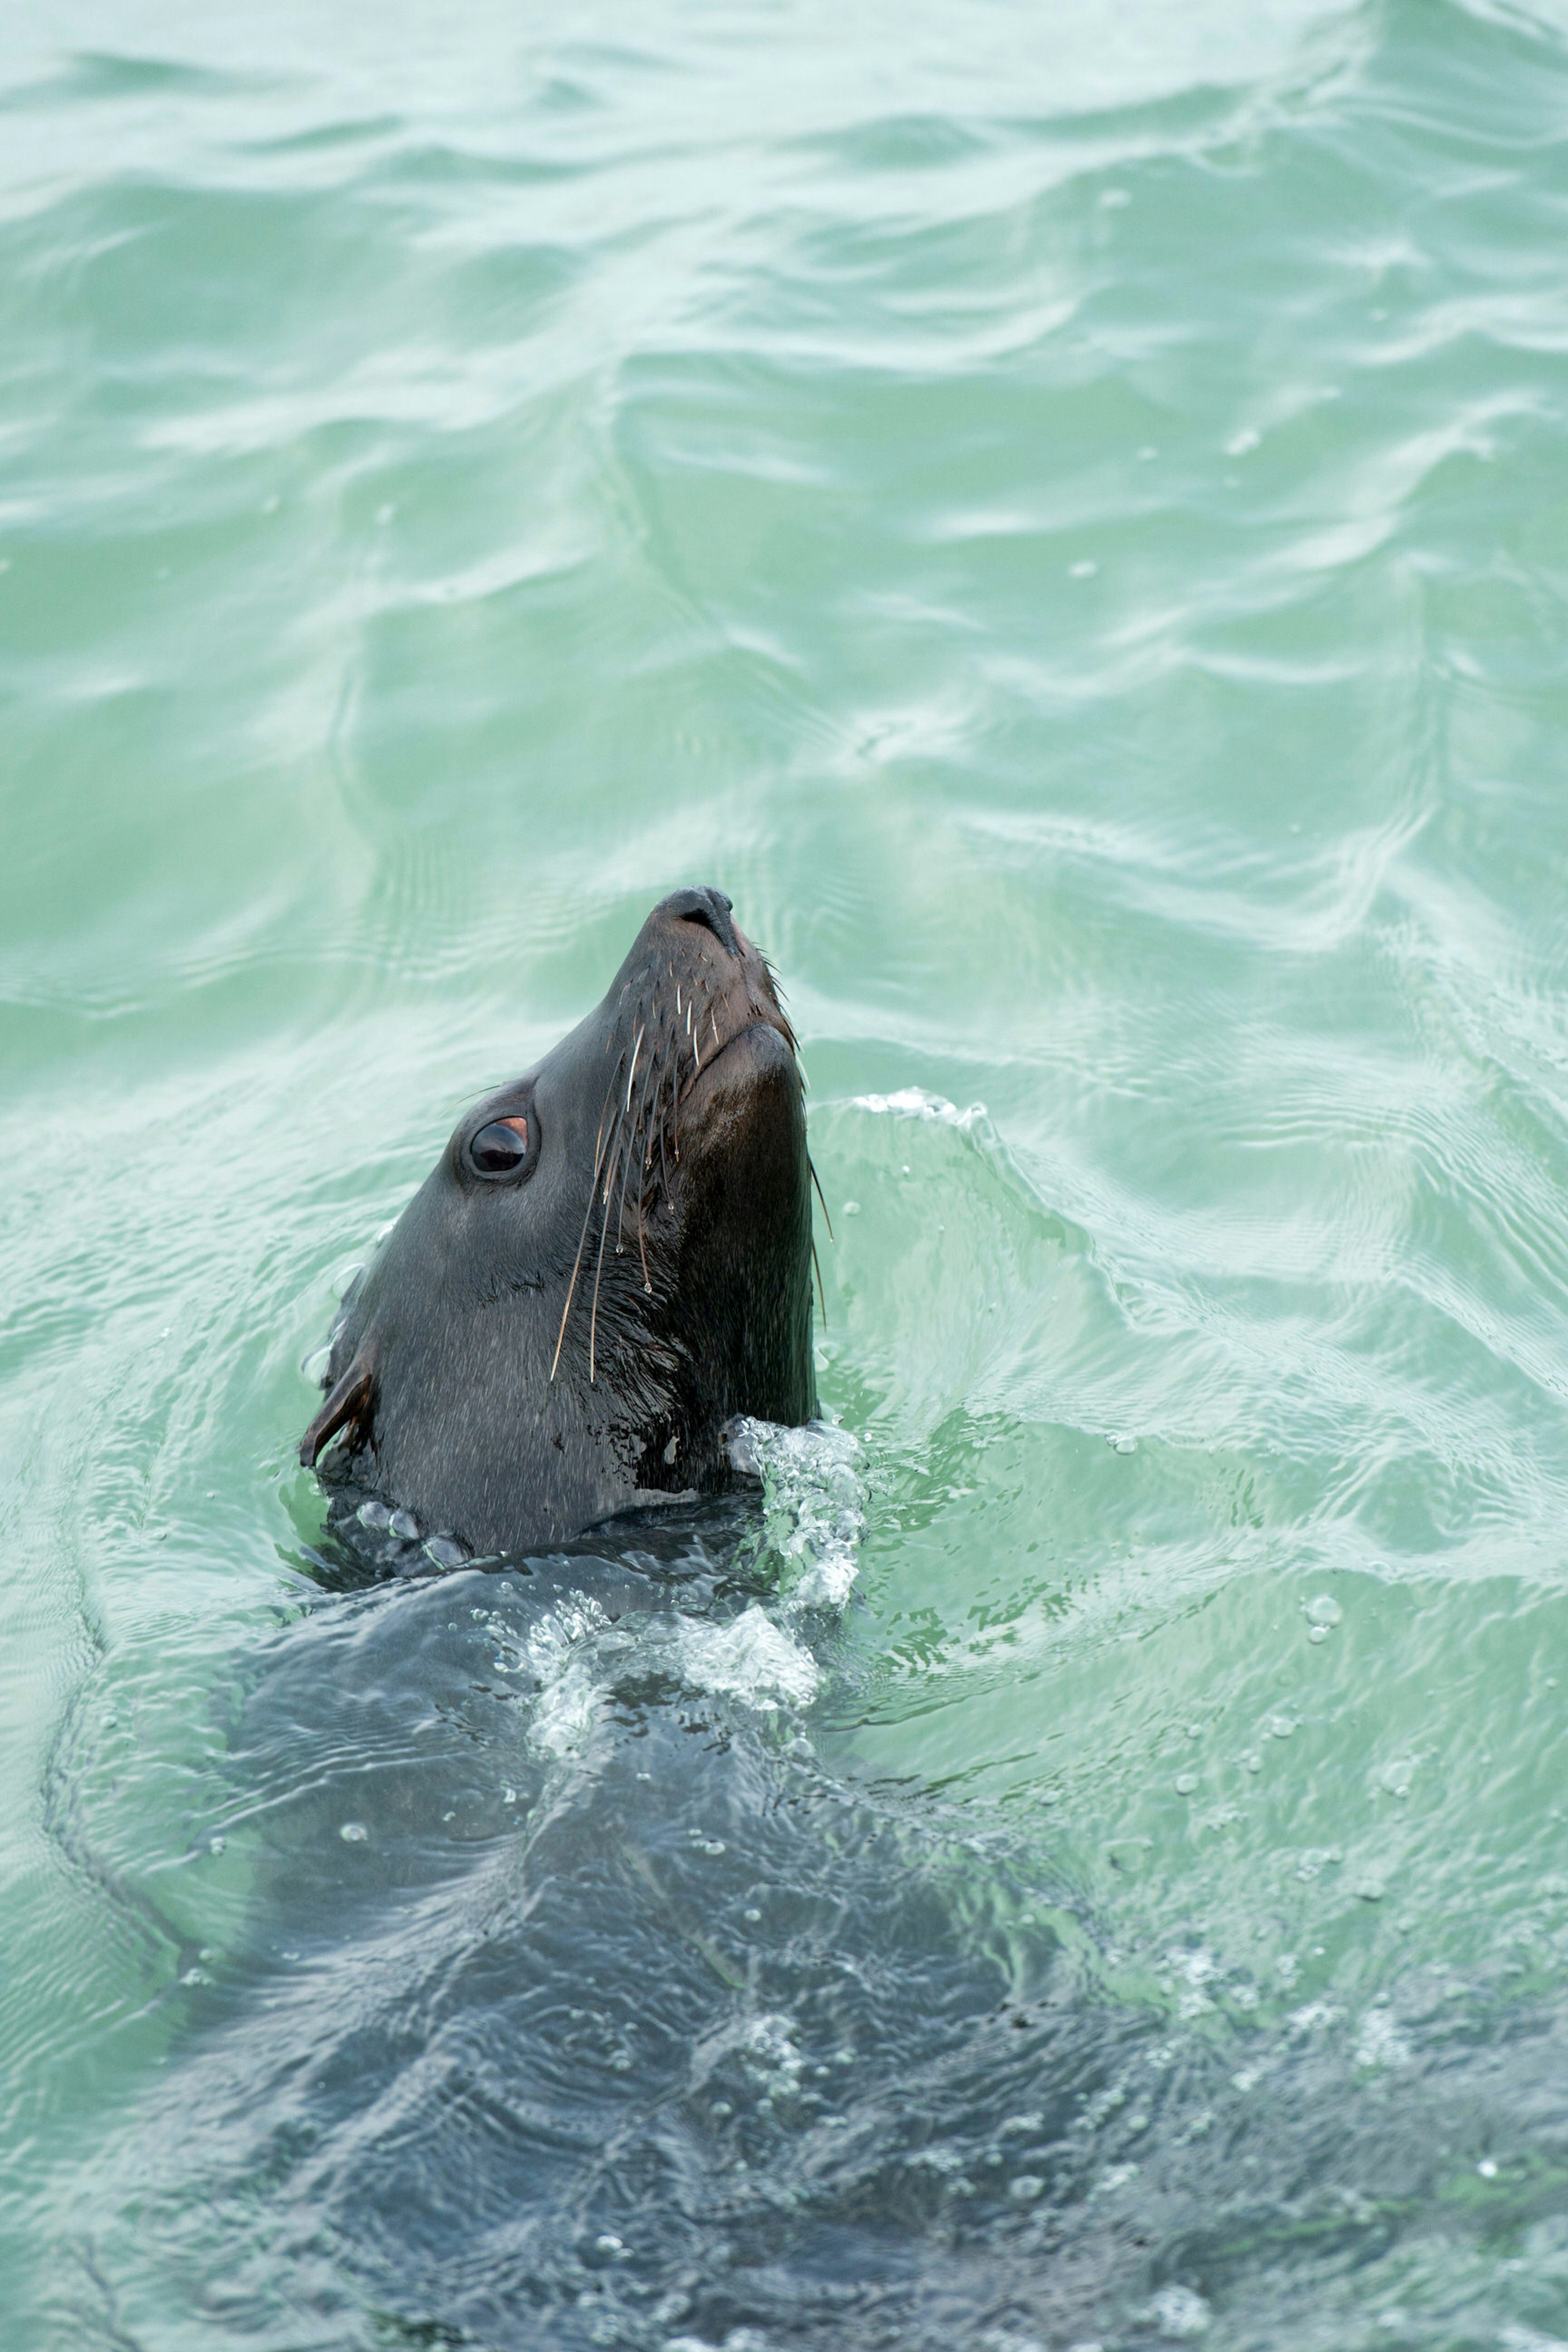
[301,887,817,1557]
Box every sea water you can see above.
[4,0,1568,2344]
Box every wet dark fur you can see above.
[301,889,817,1556]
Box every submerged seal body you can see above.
[301,888,817,1557]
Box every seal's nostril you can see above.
[673,886,739,958]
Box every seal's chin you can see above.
[678,1017,798,1138]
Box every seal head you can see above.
[301,888,817,1556]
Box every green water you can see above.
[6,0,1568,2343]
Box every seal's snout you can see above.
[660,884,740,959]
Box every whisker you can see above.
[588,1111,627,1384]
[657,1055,673,1193]
[811,1234,826,1326]
[616,1050,660,1261]
[550,1073,623,1381]
[808,1154,834,1241]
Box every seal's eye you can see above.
[470,1116,530,1178]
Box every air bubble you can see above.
[1175,1773,1198,1796]
[339,1822,368,1843]
[1008,2174,1045,2203]
[1305,1595,1342,1628]
[1069,557,1097,578]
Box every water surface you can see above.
[5,0,1568,2344]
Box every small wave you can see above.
[853,1086,987,1130]
[726,1414,867,1610]
[676,1606,821,1708]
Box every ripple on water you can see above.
[7,0,1568,2345]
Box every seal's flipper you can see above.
[300,1356,376,1469]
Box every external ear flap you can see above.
[300,1353,376,1469]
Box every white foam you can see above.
[524,1595,612,1759]
[676,1605,820,1709]
[853,1085,987,1128]
[727,1416,866,1612]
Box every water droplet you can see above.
[339,1822,368,1843]
[1267,1715,1296,1738]
[1244,1753,1262,1774]
[502,1786,517,1804]
[743,1907,762,1922]
[1225,427,1261,457]
[1308,1625,1329,1644]
[842,1200,861,1216]
[1175,1773,1198,1796]
[1069,558,1098,578]
[209,1834,225,1855]
[1306,1595,1342,1628]
[710,2100,732,2119]
[1137,444,1158,460]
[1009,2173,1045,2203]
[1478,2157,1498,2178]
[1109,1434,1137,1454]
